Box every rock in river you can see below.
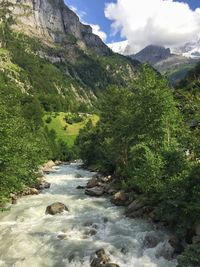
[45,202,69,215]
[86,177,99,188]
[85,187,104,197]
[111,190,129,206]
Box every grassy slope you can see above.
[43,112,99,147]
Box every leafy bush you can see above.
[64,113,83,124]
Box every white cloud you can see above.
[68,4,107,42]
[105,0,200,53]
[90,24,107,42]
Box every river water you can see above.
[0,163,177,267]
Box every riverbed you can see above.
[0,163,177,267]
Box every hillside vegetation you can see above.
[77,65,200,267]
[43,112,99,147]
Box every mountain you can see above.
[108,42,199,84]
[174,40,200,59]
[130,45,198,84]
[0,0,140,112]
[9,0,110,57]
[133,45,171,65]
[108,40,133,56]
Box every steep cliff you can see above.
[0,0,140,111]
[7,0,110,56]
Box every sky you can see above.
[65,0,200,52]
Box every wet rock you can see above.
[22,187,39,196]
[76,185,85,189]
[143,233,161,248]
[84,228,97,236]
[55,160,62,165]
[126,200,145,213]
[45,202,69,215]
[121,247,129,254]
[43,160,55,172]
[86,177,99,188]
[94,249,110,265]
[125,200,145,217]
[101,175,112,183]
[90,257,102,267]
[149,210,160,222]
[168,235,184,254]
[10,193,17,204]
[36,177,51,190]
[90,249,111,266]
[155,241,174,260]
[85,187,104,197]
[57,233,67,240]
[69,251,82,263]
[107,189,118,195]
[103,180,117,195]
[111,191,129,206]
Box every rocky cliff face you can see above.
[6,0,110,56]
[0,0,140,109]
[133,45,171,65]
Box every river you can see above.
[0,163,177,267]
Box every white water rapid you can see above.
[0,163,177,267]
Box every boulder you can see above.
[85,187,104,197]
[155,241,174,260]
[22,187,39,196]
[29,188,39,195]
[45,202,69,215]
[101,175,112,183]
[86,177,99,188]
[126,200,145,213]
[10,193,17,204]
[42,160,55,172]
[125,199,146,217]
[55,160,62,165]
[36,177,51,190]
[96,249,110,263]
[84,228,97,236]
[143,234,161,248]
[90,258,102,267]
[111,191,129,206]
[90,249,120,267]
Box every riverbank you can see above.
[78,172,184,260]
[0,163,177,267]
[0,160,62,209]
[80,166,200,266]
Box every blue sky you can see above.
[65,0,200,49]
[65,0,118,42]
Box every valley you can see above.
[0,0,200,266]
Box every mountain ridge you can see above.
[0,0,141,111]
